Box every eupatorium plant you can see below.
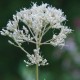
[0,3,72,80]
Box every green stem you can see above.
[36,64,39,80]
[35,39,40,80]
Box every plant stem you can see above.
[36,64,39,80]
[35,39,40,80]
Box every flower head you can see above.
[0,3,72,66]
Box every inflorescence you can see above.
[0,3,72,66]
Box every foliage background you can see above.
[0,0,80,80]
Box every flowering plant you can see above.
[0,3,72,80]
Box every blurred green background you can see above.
[0,0,80,80]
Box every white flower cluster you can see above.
[0,3,72,66]
[50,26,72,46]
[24,48,48,66]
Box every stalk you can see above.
[35,39,40,80]
[36,64,39,80]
